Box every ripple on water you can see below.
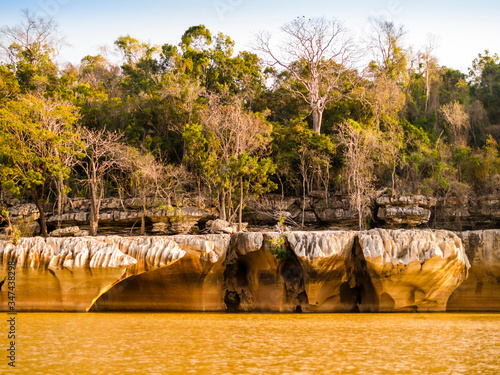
[8,313,500,374]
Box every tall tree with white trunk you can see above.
[256,17,355,133]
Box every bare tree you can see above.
[77,128,126,236]
[365,74,405,129]
[440,101,470,147]
[338,121,379,230]
[185,94,273,228]
[0,10,64,66]
[127,150,191,235]
[366,17,408,83]
[421,35,439,117]
[255,17,356,133]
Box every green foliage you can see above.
[0,94,81,196]
[0,15,499,228]
[272,118,336,195]
[269,237,289,261]
[183,99,276,220]
[12,226,21,245]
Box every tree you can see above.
[127,150,191,235]
[77,128,127,236]
[0,94,80,237]
[440,101,470,147]
[0,10,63,94]
[365,74,405,129]
[471,52,500,125]
[421,35,439,117]
[183,96,276,228]
[338,120,379,230]
[469,50,499,85]
[366,18,408,84]
[256,17,356,133]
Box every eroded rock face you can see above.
[359,229,469,312]
[447,230,500,311]
[223,232,286,312]
[7,203,41,236]
[243,194,361,228]
[2,229,497,312]
[286,231,357,312]
[0,237,136,311]
[221,231,360,312]
[376,194,436,227]
[433,194,500,230]
[90,234,230,312]
[2,197,216,236]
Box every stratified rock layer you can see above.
[376,195,436,227]
[359,229,469,312]
[447,230,500,311]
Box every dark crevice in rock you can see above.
[222,249,253,311]
[464,232,480,266]
[280,241,308,310]
[89,275,136,312]
[339,282,359,312]
[224,290,241,311]
[351,236,379,312]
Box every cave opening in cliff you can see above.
[280,251,308,311]
[223,260,250,311]
[224,290,241,311]
[350,238,379,312]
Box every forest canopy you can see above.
[1,12,500,234]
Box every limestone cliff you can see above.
[447,230,500,311]
[0,237,136,311]
[285,231,357,312]
[2,197,215,237]
[89,234,230,311]
[0,229,495,312]
[359,229,469,312]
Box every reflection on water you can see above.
[4,313,500,374]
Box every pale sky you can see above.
[0,0,498,73]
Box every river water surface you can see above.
[3,313,500,374]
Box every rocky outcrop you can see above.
[244,193,361,228]
[376,195,436,227]
[1,197,216,236]
[286,231,358,312]
[447,230,500,311]
[1,229,497,312]
[432,194,500,230]
[6,203,41,236]
[223,232,285,311]
[359,229,469,312]
[0,237,136,311]
[89,234,230,312]
[0,235,229,312]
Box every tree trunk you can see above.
[220,190,226,221]
[89,186,99,236]
[141,194,146,236]
[238,176,243,231]
[425,61,431,117]
[312,107,323,133]
[56,174,66,229]
[31,184,48,237]
[392,156,397,193]
[302,173,306,228]
[358,201,363,231]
